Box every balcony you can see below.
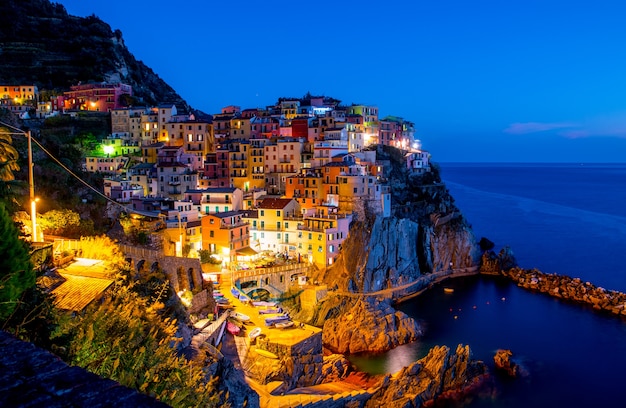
[220,221,249,229]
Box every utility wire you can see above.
[0,119,136,215]
[29,134,132,212]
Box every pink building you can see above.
[64,82,132,112]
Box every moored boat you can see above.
[264,314,290,326]
[254,348,278,359]
[258,307,282,315]
[275,320,294,329]
[232,312,250,322]
[248,327,262,340]
[226,321,240,335]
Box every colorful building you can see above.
[64,82,132,112]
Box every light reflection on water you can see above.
[347,337,424,375]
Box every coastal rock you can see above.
[362,217,422,292]
[316,353,353,384]
[494,349,518,377]
[322,297,422,354]
[502,267,626,317]
[365,344,489,407]
[199,346,260,408]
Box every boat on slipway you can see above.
[254,348,278,359]
[275,320,294,329]
[232,312,251,322]
[248,327,262,340]
[226,321,241,335]
[258,308,282,315]
[264,314,290,327]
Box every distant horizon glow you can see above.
[55,0,626,163]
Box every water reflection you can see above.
[348,339,424,375]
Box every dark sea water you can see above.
[350,163,626,407]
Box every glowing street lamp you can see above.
[0,120,39,242]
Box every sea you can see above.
[349,163,626,407]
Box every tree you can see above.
[0,202,35,321]
[0,123,20,182]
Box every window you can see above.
[209,231,214,237]
[276,210,281,217]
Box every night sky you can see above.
[56,0,626,162]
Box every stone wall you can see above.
[0,330,168,408]
[255,331,324,391]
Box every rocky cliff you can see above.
[321,146,480,294]
[322,296,422,354]
[365,344,489,407]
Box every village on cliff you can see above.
[8,79,626,407]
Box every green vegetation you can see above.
[0,202,35,321]
[54,278,220,407]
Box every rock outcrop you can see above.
[365,344,489,407]
[323,297,423,354]
[502,267,626,316]
[321,149,481,297]
[493,349,518,377]
[358,217,422,292]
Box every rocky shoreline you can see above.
[500,266,626,316]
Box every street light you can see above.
[0,120,38,242]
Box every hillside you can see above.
[0,0,187,109]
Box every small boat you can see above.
[232,312,250,322]
[265,315,290,327]
[275,321,294,329]
[216,297,230,304]
[254,348,278,359]
[226,321,240,335]
[258,308,282,315]
[444,287,454,294]
[248,327,262,340]
[230,288,240,299]
[252,301,277,307]
[218,303,233,310]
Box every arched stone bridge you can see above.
[233,263,312,299]
[119,245,209,313]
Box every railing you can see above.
[233,263,311,280]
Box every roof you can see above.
[235,247,258,256]
[186,187,237,194]
[187,219,202,228]
[51,258,114,312]
[257,198,294,210]
[209,210,244,219]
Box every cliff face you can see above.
[323,297,422,354]
[365,344,488,407]
[322,147,480,294]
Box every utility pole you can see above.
[0,121,38,242]
[28,130,38,242]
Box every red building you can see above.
[63,82,132,112]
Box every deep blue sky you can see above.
[56,0,626,162]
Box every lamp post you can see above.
[0,121,38,242]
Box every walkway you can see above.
[334,266,479,302]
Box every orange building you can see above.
[201,211,250,261]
